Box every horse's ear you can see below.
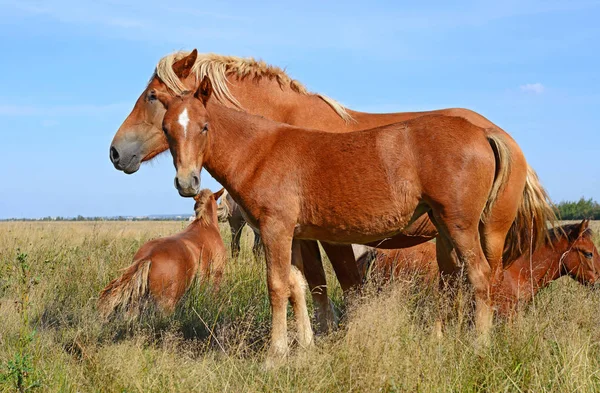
[172,49,198,79]
[213,188,225,201]
[578,219,591,237]
[195,76,213,104]
[153,89,173,108]
[193,193,202,202]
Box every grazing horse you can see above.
[494,220,600,316]
[216,189,263,258]
[157,77,553,363]
[362,221,600,317]
[98,189,227,318]
[109,49,555,333]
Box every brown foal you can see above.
[363,221,600,317]
[156,76,554,362]
[98,189,227,318]
[110,50,556,334]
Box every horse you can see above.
[98,188,227,319]
[109,49,555,334]
[361,220,600,317]
[216,189,263,258]
[494,220,600,316]
[156,76,554,363]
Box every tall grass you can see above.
[1,221,600,392]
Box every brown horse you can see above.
[156,75,554,362]
[98,188,227,318]
[494,220,600,316]
[362,221,600,317]
[109,50,555,333]
[216,189,263,258]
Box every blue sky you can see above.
[0,0,598,219]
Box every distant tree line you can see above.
[1,215,190,222]
[556,197,600,220]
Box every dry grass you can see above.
[1,221,600,392]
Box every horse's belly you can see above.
[294,209,417,244]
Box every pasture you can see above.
[1,221,600,392]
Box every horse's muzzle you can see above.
[110,143,142,174]
[175,173,201,197]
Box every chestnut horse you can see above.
[98,188,227,318]
[156,77,553,362]
[362,221,600,317]
[109,50,555,333]
[216,189,263,258]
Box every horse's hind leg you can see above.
[433,213,493,341]
[320,242,363,293]
[295,240,336,334]
[480,217,516,308]
[433,234,462,338]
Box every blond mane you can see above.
[155,51,354,123]
[194,189,215,225]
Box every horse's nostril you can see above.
[110,146,120,163]
[192,175,200,188]
[174,177,181,190]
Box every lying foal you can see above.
[98,188,227,319]
[361,220,600,317]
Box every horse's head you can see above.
[160,75,214,197]
[110,50,199,174]
[561,220,600,285]
[193,188,225,225]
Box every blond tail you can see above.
[97,259,152,320]
[503,165,558,263]
[483,133,512,221]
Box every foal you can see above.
[363,221,600,317]
[98,189,227,318]
[158,77,540,362]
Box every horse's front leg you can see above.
[261,221,313,366]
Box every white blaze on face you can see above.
[178,108,190,137]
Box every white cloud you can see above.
[520,83,545,94]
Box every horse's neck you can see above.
[203,102,273,194]
[186,217,218,240]
[506,237,570,297]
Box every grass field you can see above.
[1,220,600,392]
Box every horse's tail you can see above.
[98,259,152,320]
[483,133,557,264]
[483,133,513,220]
[503,165,558,263]
[216,189,231,223]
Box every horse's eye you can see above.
[162,125,168,135]
[583,251,594,259]
[148,90,157,101]
[202,123,209,133]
